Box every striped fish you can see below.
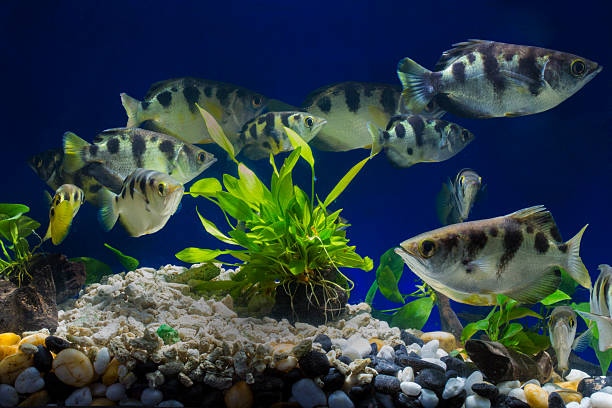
[302,82,445,152]
[436,169,484,225]
[63,128,216,194]
[367,114,474,168]
[395,206,591,306]
[398,39,602,118]
[549,306,591,371]
[237,111,327,160]
[577,265,612,352]
[121,77,268,145]
[44,184,84,245]
[98,169,184,237]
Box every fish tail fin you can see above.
[565,224,591,289]
[366,121,383,157]
[120,93,141,127]
[63,132,89,173]
[98,188,119,232]
[397,57,436,113]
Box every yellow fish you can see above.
[44,184,85,245]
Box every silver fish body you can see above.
[368,115,474,168]
[395,206,591,306]
[436,169,483,225]
[398,39,602,118]
[63,128,216,194]
[549,306,577,371]
[121,77,268,145]
[302,82,445,152]
[98,169,184,237]
[44,184,85,245]
[577,265,612,352]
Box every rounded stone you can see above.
[158,401,184,407]
[375,359,401,376]
[400,381,422,396]
[94,347,111,375]
[65,386,93,406]
[591,392,612,408]
[420,340,439,359]
[0,345,18,362]
[328,390,354,408]
[509,388,528,403]
[313,334,332,352]
[0,384,18,407]
[106,382,127,401]
[464,371,484,396]
[52,348,94,387]
[374,374,401,394]
[420,332,456,353]
[550,392,568,408]
[18,333,47,348]
[141,387,164,406]
[466,394,491,408]
[338,355,352,365]
[18,343,39,355]
[322,368,345,392]
[401,331,424,347]
[90,397,116,406]
[298,350,330,378]
[398,366,414,383]
[442,356,471,377]
[419,388,439,408]
[443,377,465,399]
[14,366,44,394]
[291,378,326,408]
[33,345,53,373]
[18,389,50,406]
[506,395,532,408]
[568,403,581,408]
[524,384,549,408]
[102,358,120,386]
[224,381,253,408]
[0,352,33,384]
[0,333,20,347]
[472,382,499,400]
[44,335,73,353]
[582,397,593,408]
[91,382,107,397]
[415,368,446,396]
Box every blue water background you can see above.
[3,1,611,363]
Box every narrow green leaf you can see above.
[323,154,371,207]
[196,208,237,245]
[461,320,490,342]
[284,126,314,168]
[9,221,18,244]
[176,248,229,263]
[238,163,267,204]
[216,192,254,221]
[189,178,222,197]
[391,297,434,330]
[365,280,378,305]
[70,257,113,284]
[539,289,571,306]
[104,243,139,271]
[507,307,543,320]
[196,103,235,160]
[0,204,29,218]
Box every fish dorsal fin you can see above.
[94,128,128,142]
[507,205,559,233]
[506,267,561,304]
[144,78,181,100]
[434,39,494,71]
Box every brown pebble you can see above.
[225,381,253,408]
[0,345,18,361]
[524,384,549,408]
[0,333,20,346]
[18,333,47,348]
[557,389,582,404]
[420,331,457,353]
[18,390,49,407]
[90,397,117,406]
[0,352,34,384]
[102,358,120,386]
[52,348,94,387]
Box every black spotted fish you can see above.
[44,184,84,245]
[398,39,602,118]
[436,169,484,225]
[98,169,184,237]
[367,114,474,168]
[577,265,612,352]
[237,111,327,160]
[302,82,445,152]
[395,206,591,306]
[549,305,591,371]
[121,77,268,145]
[63,128,216,194]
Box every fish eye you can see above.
[569,318,575,328]
[418,239,437,258]
[459,176,465,185]
[461,129,470,141]
[304,116,314,128]
[251,95,262,107]
[157,182,167,196]
[425,101,435,112]
[571,59,586,77]
[197,151,207,162]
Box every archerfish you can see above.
[577,265,612,352]
[63,127,216,194]
[398,39,602,118]
[44,184,84,245]
[395,205,591,306]
[436,169,484,225]
[98,169,183,237]
[237,111,327,160]
[302,82,445,152]
[367,114,474,168]
[548,305,591,371]
[121,77,268,145]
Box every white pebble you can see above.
[118,364,128,378]
[568,402,581,408]
[407,343,422,355]
[443,377,465,399]
[419,388,439,408]
[342,335,372,360]
[422,358,446,371]
[497,380,520,395]
[397,366,414,383]
[544,383,561,393]
[106,383,127,401]
[465,371,484,396]
[400,381,422,396]
[466,394,491,408]
[420,340,439,359]
[603,386,612,395]
[582,397,593,408]
[158,400,184,407]
[522,379,541,387]
[65,387,93,406]
[436,348,448,358]
[591,392,612,408]
[0,385,19,407]
[376,345,395,361]
[566,369,590,382]
[94,347,110,375]
[90,382,107,397]
[141,388,164,406]
[14,367,45,394]
[508,388,527,403]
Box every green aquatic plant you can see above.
[0,204,42,286]
[175,104,373,317]
[105,243,139,271]
[70,257,113,284]
[157,324,180,345]
[365,248,436,330]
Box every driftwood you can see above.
[435,291,464,341]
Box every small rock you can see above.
[566,370,590,382]
[375,359,401,376]
[466,394,491,408]
[400,381,422,396]
[568,403,581,408]
[328,390,355,408]
[550,392,568,408]
[509,388,528,403]
[401,331,424,347]
[212,301,237,318]
[591,392,612,408]
[14,367,44,394]
[94,348,111,375]
[472,382,499,400]
[443,377,465,399]
[102,358,121,386]
[18,389,50,407]
[18,343,39,355]
[524,384,549,408]
[91,383,107,397]
[224,381,253,408]
[446,370,458,379]
[323,368,345,392]
[375,392,395,408]
[415,368,446,396]
[65,386,93,406]
[374,374,401,394]
[582,397,593,408]
[397,367,414,383]
[44,335,72,353]
[442,356,471,377]
[18,333,47,348]
[141,388,164,406]
[0,384,18,407]
[45,372,74,401]
[313,334,332,352]
[0,352,33,384]
[0,333,20,346]
[33,345,53,372]
[420,340,439,359]
[106,383,127,401]
[420,332,456,353]
[398,356,445,373]
[497,380,521,395]
[506,396,531,408]
[421,357,446,371]
[464,371,484,396]
[603,387,612,395]
[377,345,396,362]
[298,350,330,378]
[53,348,94,387]
[343,335,372,360]
[370,343,379,355]
[291,378,326,408]
[419,388,439,408]
[158,400,184,407]
[396,392,420,408]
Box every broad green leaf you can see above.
[197,208,237,245]
[501,322,524,340]
[377,265,403,303]
[16,216,40,239]
[228,229,260,251]
[0,204,29,218]
[513,331,550,355]
[371,309,393,324]
[196,103,235,159]
[70,257,113,284]
[391,297,434,330]
[461,320,490,342]
[365,280,378,305]
[323,154,371,207]
[216,192,254,221]
[288,259,305,276]
[559,268,579,296]
[189,178,222,197]
[284,126,314,168]
[9,221,18,244]
[104,243,139,271]
[238,163,266,204]
[540,289,571,306]
[176,248,230,263]
[507,307,543,320]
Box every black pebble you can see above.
[338,355,353,365]
[283,367,303,386]
[253,390,283,407]
[395,392,422,408]
[251,375,284,392]
[578,376,612,397]
[445,389,467,408]
[44,335,73,353]
[44,372,75,400]
[375,392,396,408]
[394,344,408,354]
[415,368,446,396]
[33,345,53,372]
[322,367,345,392]
[298,350,330,378]
[133,360,158,377]
[445,369,458,379]
[400,356,445,373]
[369,356,378,366]
[375,359,402,376]
[401,330,424,346]
[313,334,332,352]
[159,377,181,400]
[355,396,378,408]
[370,343,379,355]
[441,356,471,377]
[408,351,421,358]
[505,396,531,408]
[350,384,373,399]
[471,382,499,400]
[548,392,566,408]
[374,374,401,394]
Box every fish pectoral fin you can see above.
[506,268,561,304]
[576,311,612,352]
[500,69,544,93]
[467,256,498,275]
[83,163,124,195]
[367,106,390,128]
[50,201,74,245]
[572,326,593,352]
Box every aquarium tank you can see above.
[0,1,610,407]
